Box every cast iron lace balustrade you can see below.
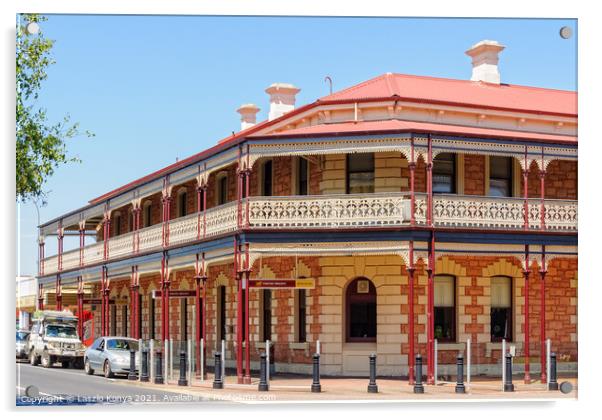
[39,194,577,275]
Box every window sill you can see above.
[256,341,273,349]
[436,343,465,351]
[289,342,309,351]
[485,341,522,357]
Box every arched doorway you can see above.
[345,277,377,342]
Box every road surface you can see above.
[15,360,227,406]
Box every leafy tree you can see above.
[16,14,93,201]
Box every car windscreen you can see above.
[16,331,30,341]
[45,325,77,338]
[106,339,138,351]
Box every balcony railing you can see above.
[41,193,577,276]
[247,192,409,229]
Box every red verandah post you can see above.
[540,246,547,383]
[426,134,435,385]
[523,245,531,383]
[244,242,251,384]
[408,240,416,384]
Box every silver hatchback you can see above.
[84,337,139,378]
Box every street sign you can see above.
[249,279,315,289]
[152,290,197,299]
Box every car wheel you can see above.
[41,350,51,368]
[84,358,94,375]
[74,358,84,369]
[103,360,114,378]
[30,350,38,366]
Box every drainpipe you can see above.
[540,246,547,383]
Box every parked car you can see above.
[16,330,30,360]
[29,310,85,369]
[84,337,139,378]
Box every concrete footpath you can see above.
[124,374,578,404]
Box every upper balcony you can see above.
[40,192,577,276]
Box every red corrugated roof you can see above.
[320,73,577,117]
[250,119,577,144]
[89,73,577,205]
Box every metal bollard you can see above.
[258,352,269,391]
[455,354,465,394]
[503,353,514,392]
[548,352,559,391]
[213,352,224,389]
[178,350,188,386]
[413,354,424,394]
[141,349,149,382]
[128,349,137,380]
[367,353,378,393]
[311,353,321,393]
[155,351,164,384]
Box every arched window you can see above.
[491,276,512,342]
[345,278,376,342]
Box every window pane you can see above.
[298,158,308,195]
[218,177,228,205]
[263,161,273,196]
[489,178,511,197]
[491,308,511,340]
[434,276,454,307]
[349,302,377,338]
[491,277,511,308]
[490,156,511,178]
[433,153,456,194]
[348,153,374,172]
[434,307,455,341]
[347,153,375,194]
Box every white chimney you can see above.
[465,40,505,84]
[265,83,300,121]
[236,103,260,131]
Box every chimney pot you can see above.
[265,83,300,121]
[236,103,260,131]
[465,40,505,84]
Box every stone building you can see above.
[36,40,577,383]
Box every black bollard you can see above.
[213,352,224,389]
[311,353,321,393]
[258,352,269,391]
[155,351,164,384]
[548,352,559,391]
[140,349,149,382]
[128,349,137,380]
[367,353,378,393]
[178,350,188,386]
[413,354,424,394]
[455,354,465,394]
[503,352,514,392]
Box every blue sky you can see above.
[16,15,577,276]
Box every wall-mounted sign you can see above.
[249,279,315,289]
[357,280,370,294]
[82,298,125,305]
[152,290,197,299]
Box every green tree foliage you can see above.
[16,14,93,201]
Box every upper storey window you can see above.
[433,153,456,194]
[177,190,187,217]
[346,153,374,194]
[489,156,513,197]
[297,157,309,195]
[262,160,273,196]
[217,174,228,205]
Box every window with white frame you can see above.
[434,275,456,342]
[490,276,512,342]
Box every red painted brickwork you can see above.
[464,155,486,196]
[83,253,576,372]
